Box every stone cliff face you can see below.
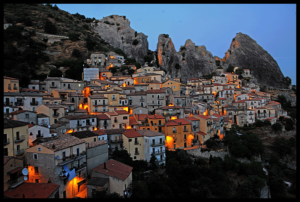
[216,32,287,88]
[91,15,148,64]
[157,35,216,83]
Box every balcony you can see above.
[8,177,24,189]
[183,128,188,132]
[15,102,24,106]
[53,113,60,117]
[14,149,25,156]
[60,96,67,100]
[30,101,39,106]
[134,141,139,145]
[140,98,145,102]
[134,151,139,155]
[13,86,18,90]
[74,162,87,172]
[110,139,123,143]
[158,96,165,100]
[151,150,165,155]
[50,85,58,88]
[155,157,166,163]
[76,124,82,127]
[4,138,10,146]
[36,134,44,138]
[172,130,177,133]
[4,102,13,107]
[150,141,165,147]
[14,135,25,143]
[207,122,212,126]
[114,119,118,123]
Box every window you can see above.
[34,167,39,174]
[62,151,66,158]
[94,138,96,142]
[123,116,128,120]
[25,114,29,118]
[37,147,41,151]
[35,179,39,183]
[77,148,80,156]
[33,153,38,159]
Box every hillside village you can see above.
[4,50,296,198]
[3,4,296,199]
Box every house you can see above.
[60,79,85,92]
[36,104,65,125]
[9,110,37,124]
[4,119,29,157]
[26,135,87,198]
[43,97,62,105]
[52,89,69,102]
[264,117,277,125]
[164,118,193,150]
[28,124,55,146]
[4,76,19,93]
[122,129,144,161]
[104,129,125,155]
[130,106,148,115]
[96,114,111,130]
[59,114,98,132]
[137,130,166,165]
[146,89,166,112]
[87,94,109,114]
[100,71,113,80]
[91,159,133,198]
[162,80,181,95]
[3,156,25,192]
[86,177,109,198]
[88,52,106,67]
[133,83,149,92]
[105,110,129,129]
[4,183,60,198]
[126,91,147,107]
[49,121,69,136]
[193,115,214,139]
[44,77,61,93]
[143,114,165,133]
[70,130,107,144]
[156,105,184,121]
[86,140,109,176]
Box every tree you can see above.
[92,190,122,198]
[149,153,158,170]
[132,39,139,46]
[48,68,62,77]
[23,17,32,26]
[285,118,294,131]
[271,137,293,157]
[44,20,57,34]
[205,139,217,150]
[134,62,141,69]
[109,67,118,74]
[285,76,291,86]
[271,122,282,131]
[263,120,271,126]
[235,67,244,75]
[226,64,234,73]
[110,149,133,166]
[71,49,81,58]
[255,120,264,127]
[215,60,220,66]
[128,69,135,75]
[85,37,96,50]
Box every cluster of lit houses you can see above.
[3,51,290,198]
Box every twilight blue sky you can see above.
[56,4,296,85]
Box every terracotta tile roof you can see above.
[173,119,192,125]
[86,140,107,149]
[104,129,126,134]
[126,91,147,96]
[185,117,199,121]
[161,106,182,110]
[71,130,99,139]
[219,98,226,100]
[63,114,97,120]
[4,76,18,80]
[28,123,34,128]
[146,89,165,94]
[194,115,210,120]
[92,159,133,181]
[3,183,59,198]
[148,115,165,119]
[234,100,246,103]
[123,129,143,138]
[9,110,31,115]
[115,110,128,115]
[89,94,107,99]
[40,135,85,151]
[135,114,148,121]
[97,114,110,120]
[165,121,179,126]
[105,112,117,116]
[211,113,223,118]
[4,119,29,129]
[223,117,230,122]
[91,129,107,136]
[129,116,139,125]
[196,131,207,136]
[136,130,165,137]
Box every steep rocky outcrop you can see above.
[91,15,148,64]
[157,35,216,83]
[216,32,287,88]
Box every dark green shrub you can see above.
[82,24,89,30]
[226,64,234,72]
[47,13,54,18]
[44,19,57,34]
[285,118,294,131]
[72,49,81,58]
[215,60,220,66]
[135,31,137,37]
[104,21,110,24]
[23,17,32,26]
[271,122,282,131]
[255,120,264,127]
[68,33,80,41]
[263,120,271,126]
[180,46,186,51]
[134,63,141,69]
[5,16,14,23]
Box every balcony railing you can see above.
[4,102,13,107]
[53,113,60,117]
[4,138,10,146]
[134,151,139,155]
[150,141,165,147]
[50,85,58,88]
[8,177,24,189]
[140,98,145,102]
[13,86,18,90]
[207,122,212,126]
[74,162,87,172]
[134,141,139,145]
[30,101,39,106]
[15,102,24,106]
[110,139,123,143]
[172,130,177,133]
[114,119,118,123]
[183,128,188,132]
[14,149,25,156]
[14,135,25,143]
[36,134,44,138]
[155,157,166,162]
[151,150,165,155]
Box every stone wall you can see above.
[86,144,108,176]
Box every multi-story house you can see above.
[49,121,69,136]
[241,69,251,78]
[4,119,29,158]
[122,129,144,161]
[88,94,109,114]
[193,115,214,141]
[90,79,118,90]
[28,124,56,146]
[162,80,181,96]
[37,113,50,126]
[104,128,125,155]
[9,110,37,124]
[233,100,247,109]
[131,106,148,115]
[139,115,166,133]
[52,89,69,102]
[185,117,201,144]
[3,156,25,192]
[146,89,166,112]
[85,140,108,176]
[36,104,65,125]
[164,118,193,150]
[26,135,87,198]
[212,75,228,84]
[4,76,19,93]
[60,79,85,92]
[59,114,98,132]
[44,77,61,93]
[126,91,147,107]
[133,83,149,92]
[236,113,248,127]
[121,86,136,94]
[246,109,255,124]
[87,52,106,67]
[235,93,250,101]
[147,81,162,90]
[70,130,107,143]
[156,105,184,121]
[43,97,62,105]
[105,110,129,129]
[97,114,111,130]
[91,159,133,198]
[144,73,162,83]
[133,75,152,84]
[255,107,270,121]
[137,130,166,165]
[100,71,113,80]
[244,99,262,110]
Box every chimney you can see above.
[104,162,107,169]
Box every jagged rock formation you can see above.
[216,32,287,88]
[157,34,216,83]
[91,15,148,64]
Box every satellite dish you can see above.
[48,125,50,128]
[22,168,29,176]
[24,176,28,181]
[56,155,60,159]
